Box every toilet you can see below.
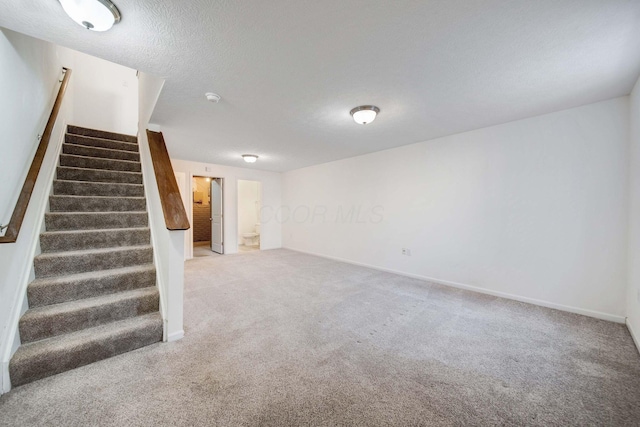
[242,223,260,247]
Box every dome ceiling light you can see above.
[59,0,121,32]
[350,105,380,125]
[242,154,259,163]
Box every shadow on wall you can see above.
[81,91,120,131]
[67,48,139,135]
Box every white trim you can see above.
[284,247,626,324]
[167,330,185,342]
[187,171,194,260]
[627,318,640,354]
[236,178,263,251]
[1,360,8,394]
[189,173,229,258]
[139,131,186,343]
[138,130,168,336]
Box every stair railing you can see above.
[145,130,190,230]
[0,67,72,243]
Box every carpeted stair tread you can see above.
[49,195,146,212]
[27,264,156,307]
[62,143,140,162]
[53,180,144,197]
[60,154,141,172]
[45,211,148,231]
[56,166,142,184]
[67,125,137,144]
[11,125,159,388]
[9,312,162,387]
[65,133,139,152]
[34,245,153,278]
[19,287,160,343]
[40,227,150,252]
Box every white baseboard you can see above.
[167,330,184,342]
[627,318,640,354]
[284,246,626,324]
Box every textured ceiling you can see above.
[2,0,640,171]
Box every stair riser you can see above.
[57,167,142,185]
[67,125,137,144]
[65,134,139,152]
[28,268,156,307]
[19,290,159,343]
[40,228,151,252]
[50,196,146,212]
[60,155,141,172]
[53,181,144,197]
[63,144,140,162]
[9,126,160,389]
[9,315,162,387]
[35,247,154,278]
[45,213,148,231]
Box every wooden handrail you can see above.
[0,68,72,244]
[146,130,190,231]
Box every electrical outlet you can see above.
[402,248,411,256]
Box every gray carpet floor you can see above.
[193,242,222,258]
[1,249,639,426]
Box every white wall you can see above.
[0,29,143,392]
[283,97,630,322]
[138,71,185,342]
[171,159,281,257]
[60,47,138,135]
[627,78,640,347]
[238,180,262,241]
[0,28,67,226]
[0,28,73,393]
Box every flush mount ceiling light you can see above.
[350,105,380,125]
[59,0,121,32]
[242,154,259,163]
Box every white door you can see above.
[211,178,224,254]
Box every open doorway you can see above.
[237,180,261,253]
[192,176,224,257]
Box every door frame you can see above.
[190,175,224,257]
[210,177,224,254]
[236,179,262,251]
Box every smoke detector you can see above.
[205,93,221,103]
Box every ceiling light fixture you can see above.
[59,0,121,31]
[350,105,380,125]
[242,154,259,163]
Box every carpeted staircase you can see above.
[9,125,163,387]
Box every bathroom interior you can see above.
[237,180,261,253]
